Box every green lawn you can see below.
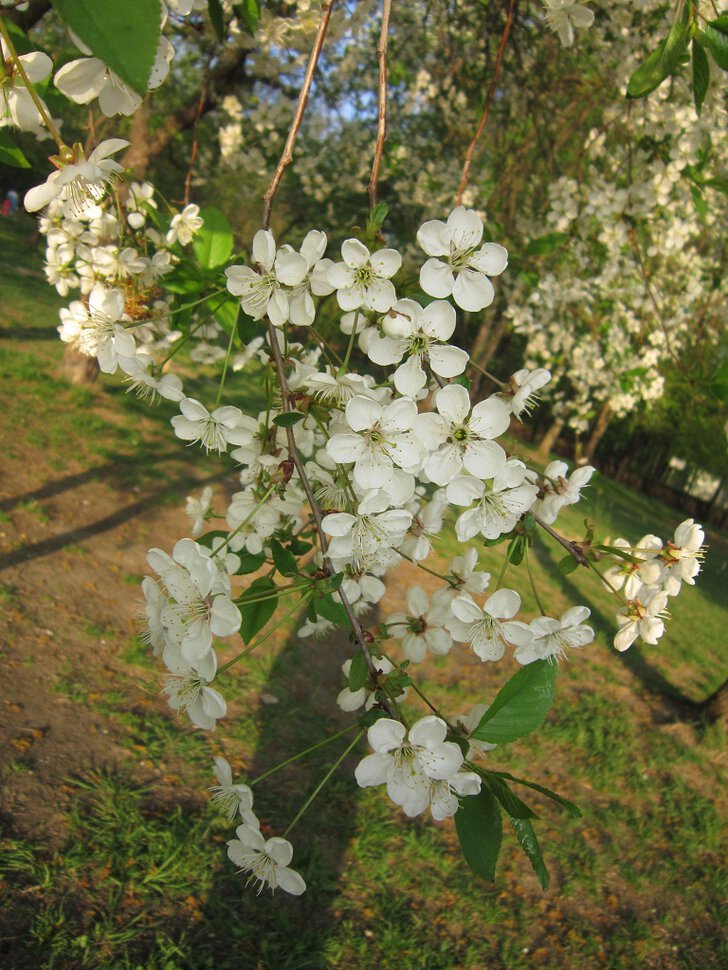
[0,217,726,970]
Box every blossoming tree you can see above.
[0,0,721,894]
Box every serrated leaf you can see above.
[207,0,225,41]
[348,651,369,692]
[472,659,557,744]
[192,206,233,268]
[488,770,582,817]
[692,41,709,115]
[486,776,536,819]
[525,232,568,257]
[273,411,306,427]
[0,130,30,168]
[627,18,690,98]
[512,818,550,889]
[270,539,298,578]
[455,787,502,881]
[50,0,162,95]
[700,20,728,70]
[238,577,278,643]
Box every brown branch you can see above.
[260,0,335,230]
[534,515,589,566]
[367,0,392,209]
[456,0,517,205]
[265,322,397,717]
[184,86,207,205]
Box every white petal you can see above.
[452,269,495,312]
[419,258,454,299]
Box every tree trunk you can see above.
[582,401,612,464]
[62,344,99,385]
[698,678,728,725]
[536,415,565,461]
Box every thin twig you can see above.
[266,322,397,717]
[534,514,589,566]
[367,0,392,209]
[260,0,335,230]
[455,0,516,205]
[184,85,207,206]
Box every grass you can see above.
[0,216,726,969]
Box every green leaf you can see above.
[50,0,162,95]
[208,296,240,334]
[235,552,266,574]
[711,358,728,404]
[525,232,568,257]
[192,206,233,268]
[273,411,306,427]
[512,818,550,889]
[506,535,524,566]
[472,659,557,744]
[315,595,349,627]
[207,0,226,41]
[627,18,690,98]
[348,651,369,692]
[692,41,710,115]
[289,538,313,555]
[690,184,708,220]
[238,577,278,643]
[488,770,582,817]
[455,788,502,881]
[486,776,536,819]
[700,18,728,70]
[557,554,579,576]
[270,539,298,578]
[234,0,260,34]
[0,130,30,169]
[306,598,318,623]
[367,201,389,232]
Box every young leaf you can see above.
[347,651,369,692]
[207,0,226,41]
[238,577,278,643]
[50,0,162,95]
[627,19,690,98]
[512,818,550,889]
[455,787,502,881]
[192,206,234,269]
[692,41,709,115]
[557,554,579,576]
[471,659,556,744]
[270,538,298,578]
[273,411,306,427]
[507,535,524,565]
[234,0,260,34]
[0,130,30,168]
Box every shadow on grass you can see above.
[0,612,366,969]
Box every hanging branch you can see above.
[367,0,392,209]
[455,0,517,205]
[184,85,207,206]
[261,0,335,230]
[257,0,395,715]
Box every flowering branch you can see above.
[534,514,589,566]
[455,0,517,205]
[260,0,335,230]
[367,0,392,209]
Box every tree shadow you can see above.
[187,609,369,969]
[0,465,230,571]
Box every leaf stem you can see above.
[283,730,364,836]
